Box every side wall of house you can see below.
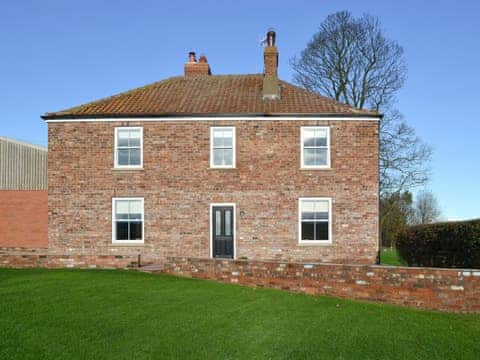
[0,190,48,247]
[48,119,379,264]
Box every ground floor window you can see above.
[112,197,144,244]
[299,197,332,244]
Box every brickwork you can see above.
[1,251,477,312]
[48,119,379,264]
[163,257,480,313]
[0,248,138,269]
[264,46,278,77]
[0,190,48,247]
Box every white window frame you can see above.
[112,197,145,244]
[298,197,332,245]
[114,127,143,169]
[300,126,330,169]
[210,126,236,169]
[209,203,236,259]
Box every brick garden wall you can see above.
[0,248,138,269]
[0,191,48,247]
[1,252,478,312]
[162,257,480,313]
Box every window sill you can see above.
[110,242,145,247]
[300,167,332,171]
[108,244,145,249]
[112,167,144,171]
[209,167,237,170]
[298,242,333,246]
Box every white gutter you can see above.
[44,116,380,123]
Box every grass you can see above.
[1,269,479,359]
[380,247,406,266]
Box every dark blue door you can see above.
[212,206,234,258]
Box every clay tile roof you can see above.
[42,74,380,119]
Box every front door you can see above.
[212,206,234,258]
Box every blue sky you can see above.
[1,0,479,220]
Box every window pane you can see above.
[116,221,129,240]
[314,201,329,220]
[115,201,129,219]
[301,222,315,241]
[315,148,328,166]
[304,148,327,166]
[301,200,316,220]
[222,130,233,147]
[213,130,224,147]
[118,149,129,165]
[304,128,327,147]
[129,200,143,220]
[129,148,141,165]
[315,222,329,241]
[303,148,317,166]
[303,129,316,147]
[117,130,129,147]
[314,129,328,147]
[225,210,231,236]
[213,129,233,148]
[129,221,143,240]
[223,149,233,166]
[129,130,141,147]
[213,149,223,166]
[215,210,222,236]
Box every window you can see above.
[299,198,332,244]
[112,198,144,244]
[301,126,330,168]
[114,127,143,168]
[210,127,235,168]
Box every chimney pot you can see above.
[184,52,211,76]
[266,29,276,46]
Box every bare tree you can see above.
[380,109,432,195]
[413,190,441,224]
[291,11,406,111]
[291,11,432,195]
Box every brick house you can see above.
[42,31,381,264]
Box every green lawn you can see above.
[380,247,406,266]
[1,269,478,359]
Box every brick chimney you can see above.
[184,51,211,76]
[262,29,280,100]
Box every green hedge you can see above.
[396,219,480,268]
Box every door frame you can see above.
[209,203,236,259]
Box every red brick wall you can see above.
[163,257,480,313]
[0,191,47,247]
[0,250,477,312]
[48,120,379,264]
[0,248,137,269]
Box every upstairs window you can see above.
[210,127,235,168]
[301,127,330,168]
[299,198,332,244]
[112,198,144,243]
[114,127,143,168]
